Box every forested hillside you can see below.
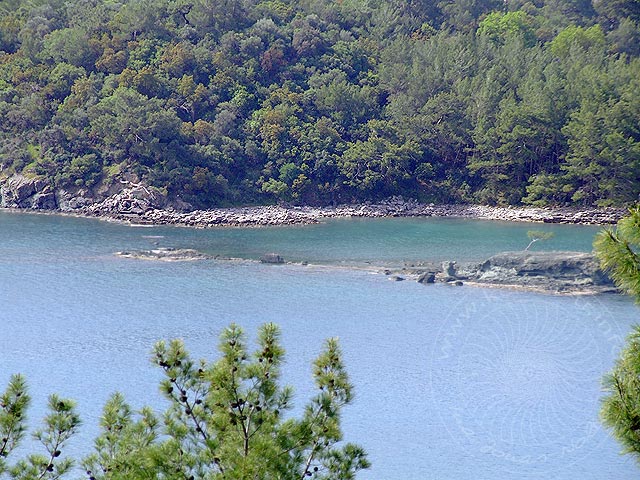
[1,0,639,208]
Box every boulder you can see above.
[417,272,436,284]
[442,261,457,277]
[260,253,285,264]
[438,261,460,282]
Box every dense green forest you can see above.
[1,0,639,208]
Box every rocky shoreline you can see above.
[0,176,627,227]
[82,188,625,226]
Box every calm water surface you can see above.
[0,211,637,479]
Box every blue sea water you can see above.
[0,210,638,479]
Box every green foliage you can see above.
[594,206,640,300]
[601,325,640,461]
[82,394,161,479]
[41,28,96,68]
[438,0,503,31]
[593,0,640,25]
[0,376,81,480]
[560,67,640,206]
[596,208,640,461]
[1,324,369,479]
[133,323,369,479]
[9,395,81,480]
[0,0,639,207]
[58,154,103,187]
[549,24,606,57]
[0,375,30,476]
[477,11,537,46]
[595,208,640,463]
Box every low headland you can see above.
[114,247,617,296]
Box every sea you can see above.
[0,210,638,479]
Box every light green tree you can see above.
[477,11,537,47]
[525,230,555,251]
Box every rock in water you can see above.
[412,251,617,294]
[260,253,285,264]
[417,272,436,284]
[469,251,615,293]
[115,248,211,261]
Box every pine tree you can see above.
[594,206,640,298]
[0,375,81,480]
[1,324,369,479]
[596,207,640,460]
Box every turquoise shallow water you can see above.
[146,216,600,264]
[0,211,638,479]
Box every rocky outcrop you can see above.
[115,248,211,261]
[0,175,56,209]
[408,251,617,294]
[82,184,167,216]
[0,173,173,214]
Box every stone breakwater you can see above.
[77,189,625,227]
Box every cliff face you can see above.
[0,175,56,209]
[0,173,175,213]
